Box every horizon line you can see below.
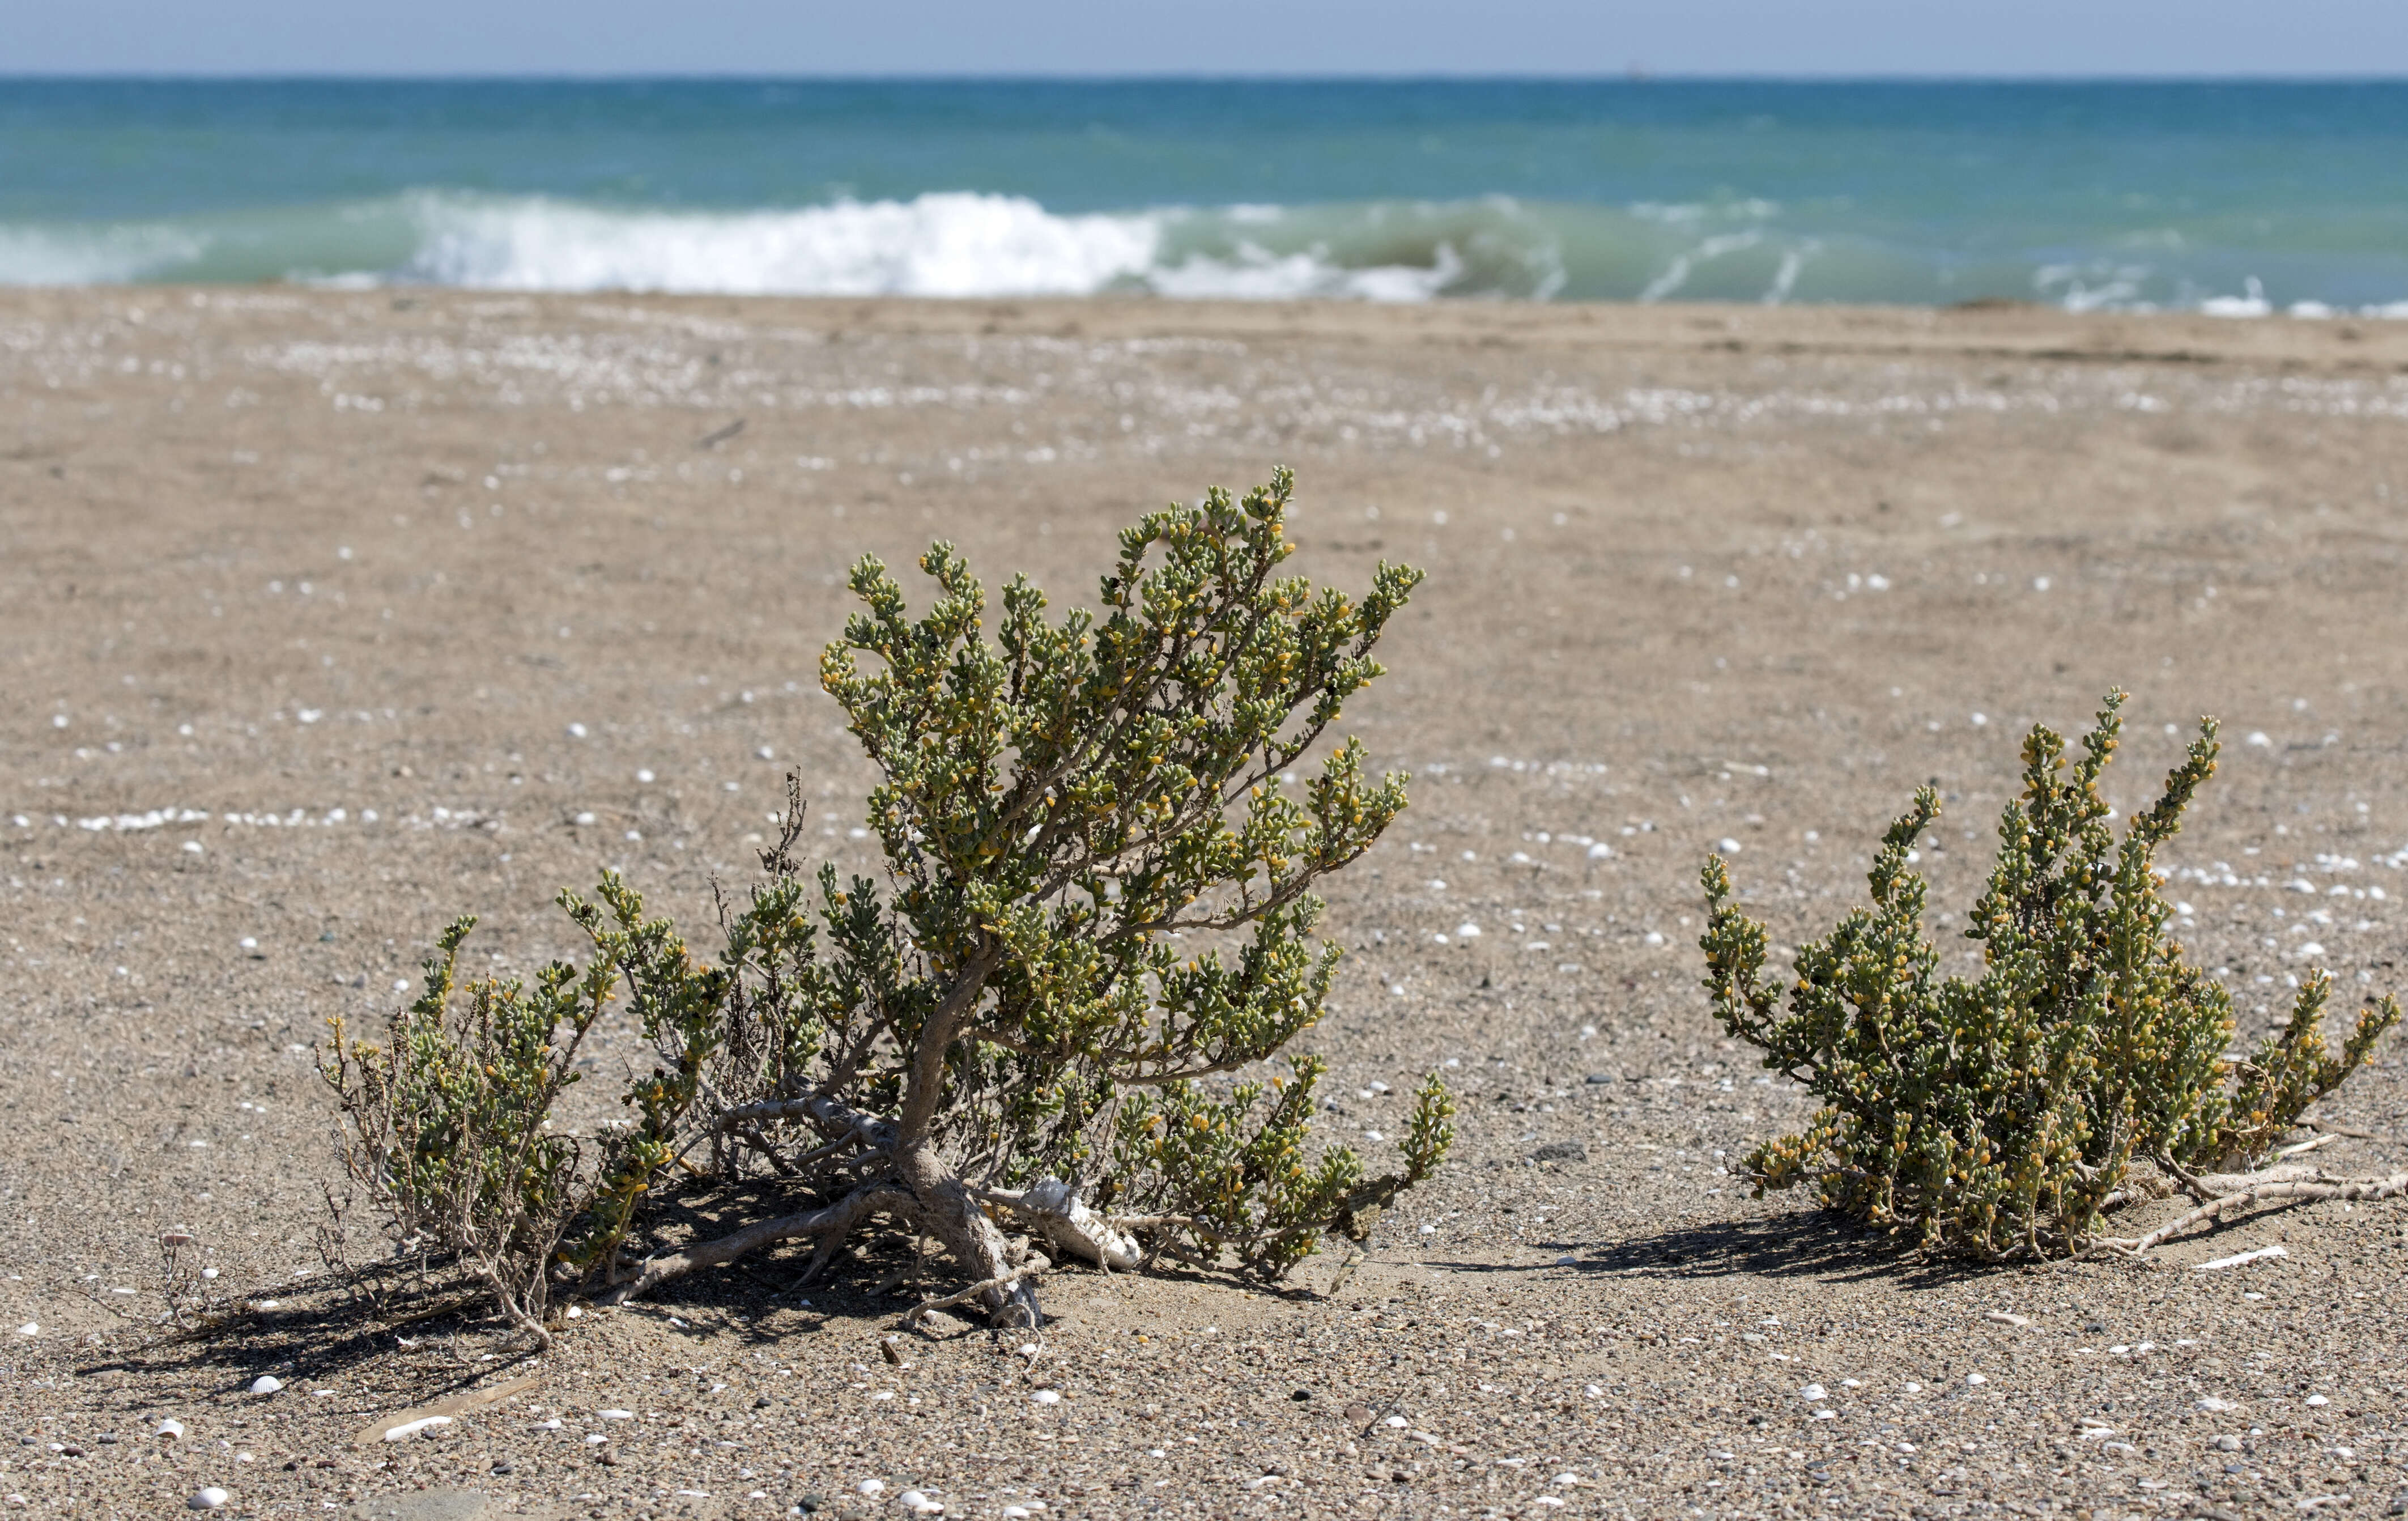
[6,70,2408,84]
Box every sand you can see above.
[2,288,2406,1520]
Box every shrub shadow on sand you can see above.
[1432,1209,1990,1293]
[74,1178,1330,1395]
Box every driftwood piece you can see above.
[354,1374,539,1448]
[981,1179,1145,1270]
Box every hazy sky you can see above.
[13,0,2408,78]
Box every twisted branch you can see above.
[2090,1171,2408,1257]
[599,1187,914,1304]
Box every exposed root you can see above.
[898,1264,1051,1332]
[599,1188,913,1305]
[2188,1162,2322,1195]
[2089,1171,2408,1257]
[896,1148,1040,1327]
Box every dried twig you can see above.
[2091,1171,2408,1256]
[2299,1115,2376,1140]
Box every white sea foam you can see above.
[0,224,207,286]
[404,192,1466,303]
[7,187,2408,315]
[1639,231,1764,303]
[1147,240,1463,302]
[407,192,1162,298]
[2199,276,2274,318]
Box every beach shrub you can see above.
[325,469,1450,1331]
[1700,692,2398,1259]
[321,918,613,1345]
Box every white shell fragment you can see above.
[188,1489,229,1510]
[1798,1384,1827,1401]
[157,1419,186,1440]
[249,1376,283,1395]
[382,1416,453,1442]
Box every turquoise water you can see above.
[4,79,2405,309]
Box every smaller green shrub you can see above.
[321,918,613,1342]
[1700,692,2398,1259]
[321,872,737,1340]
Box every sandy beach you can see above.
[3,288,2406,1520]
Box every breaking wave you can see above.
[4,189,2403,315]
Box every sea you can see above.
[4,78,2406,312]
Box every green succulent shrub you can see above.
[1700,692,2398,1259]
[324,469,1452,1331]
[321,918,611,1344]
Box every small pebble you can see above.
[249,1376,282,1395]
[2214,1435,2243,1452]
[188,1489,228,1511]
[2304,1395,2329,1407]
